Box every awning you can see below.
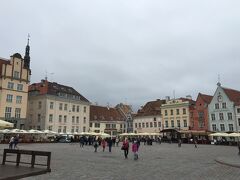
[0,120,14,129]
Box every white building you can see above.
[133,99,165,133]
[26,80,90,133]
[208,83,240,132]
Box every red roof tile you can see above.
[135,99,166,117]
[199,93,213,104]
[90,105,125,122]
[222,87,240,105]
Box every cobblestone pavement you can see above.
[1,143,240,180]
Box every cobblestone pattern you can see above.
[1,143,240,180]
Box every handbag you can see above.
[121,145,125,150]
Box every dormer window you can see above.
[14,71,20,79]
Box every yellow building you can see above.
[0,41,31,129]
[161,97,195,131]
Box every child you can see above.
[132,140,139,160]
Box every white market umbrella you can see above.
[0,120,14,128]
[137,132,150,136]
[228,133,240,137]
[119,133,129,136]
[100,132,111,137]
[209,132,229,137]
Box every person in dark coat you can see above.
[107,138,113,152]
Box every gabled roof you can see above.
[90,105,125,122]
[222,87,240,106]
[198,93,213,104]
[135,99,165,117]
[29,80,89,102]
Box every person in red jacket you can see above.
[132,140,139,160]
[122,138,129,159]
[101,139,106,152]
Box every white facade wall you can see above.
[27,95,90,133]
[133,116,162,133]
[208,86,236,132]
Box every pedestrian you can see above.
[122,138,129,159]
[194,138,198,148]
[93,140,98,152]
[79,136,84,148]
[178,139,182,148]
[101,139,106,152]
[14,135,19,149]
[107,138,113,152]
[9,136,14,149]
[132,140,139,160]
[116,137,120,147]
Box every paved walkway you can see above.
[1,143,240,180]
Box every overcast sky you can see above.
[1,0,240,111]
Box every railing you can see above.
[2,149,51,172]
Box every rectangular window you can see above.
[83,117,86,124]
[219,113,224,120]
[170,109,173,115]
[72,116,75,123]
[177,120,180,128]
[158,122,161,127]
[59,103,63,110]
[95,123,100,128]
[215,103,219,109]
[84,106,87,113]
[227,113,232,120]
[8,82,14,89]
[83,126,86,132]
[90,122,92,127]
[222,103,226,109]
[212,124,217,131]
[14,71,20,79]
[38,101,42,109]
[165,110,168,116]
[139,123,141,128]
[198,111,204,121]
[76,126,79,132]
[5,107,12,119]
[183,108,186,115]
[71,126,74,133]
[154,121,157,127]
[76,117,79,123]
[112,124,116,129]
[72,105,75,112]
[77,106,80,112]
[183,120,187,127]
[220,124,225,131]
[142,122,145,128]
[176,109,180,115]
[165,121,168,128]
[150,122,153,127]
[146,122,149,128]
[238,118,240,126]
[59,115,62,123]
[171,120,174,128]
[37,114,41,122]
[211,114,216,121]
[6,94,13,102]
[237,108,240,114]
[48,126,53,131]
[17,84,23,91]
[228,124,234,131]
[63,126,67,133]
[16,96,22,104]
[49,114,53,123]
[64,115,67,123]
[58,126,61,133]
[106,124,111,129]
[50,102,54,109]
[64,104,67,111]
[15,108,21,119]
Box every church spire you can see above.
[24,34,30,69]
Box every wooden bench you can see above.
[1,149,51,172]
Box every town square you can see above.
[1,0,240,179]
